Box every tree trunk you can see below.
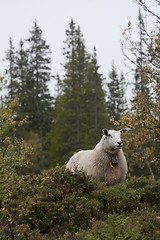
[141,151,155,181]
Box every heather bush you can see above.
[0,166,160,239]
[126,176,154,189]
[140,180,160,206]
[61,210,160,240]
[90,184,141,214]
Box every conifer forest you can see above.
[0,1,160,239]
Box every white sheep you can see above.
[66,129,129,186]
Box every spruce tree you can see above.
[134,8,150,97]
[85,47,109,141]
[50,19,88,162]
[46,20,109,167]
[5,38,18,102]
[15,40,29,116]
[5,21,53,167]
[25,20,53,137]
[5,22,53,137]
[107,63,127,122]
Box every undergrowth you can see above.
[0,166,160,239]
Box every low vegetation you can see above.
[0,166,160,239]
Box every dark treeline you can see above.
[2,19,128,169]
[2,12,158,175]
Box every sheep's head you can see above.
[102,128,129,153]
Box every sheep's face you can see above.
[102,129,127,153]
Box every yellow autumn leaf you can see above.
[128,21,131,26]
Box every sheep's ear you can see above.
[120,128,130,134]
[102,129,108,136]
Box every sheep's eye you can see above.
[108,134,112,137]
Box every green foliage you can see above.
[126,176,154,189]
[5,21,53,136]
[0,98,33,182]
[5,38,18,102]
[4,21,53,170]
[140,183,160,206]
[90,183,141,214]
[0,76,7,93]
[114,51,160,180]
[116,12,160,179]
[1,13,160,239]
[134,8,150,98]
[107,63,127,122]
[0,165,160,239]
[46,20,110,167]
[25,20,53,135]
[63,210,160,240]
[120,7,160,180]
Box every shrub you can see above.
[0,167,101,236]
[90,184,142,214]
[127,177,160,207]
[126,176,154,189]
[61,210,160,240]
[140,180,160,206]
[0,166,160,239]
